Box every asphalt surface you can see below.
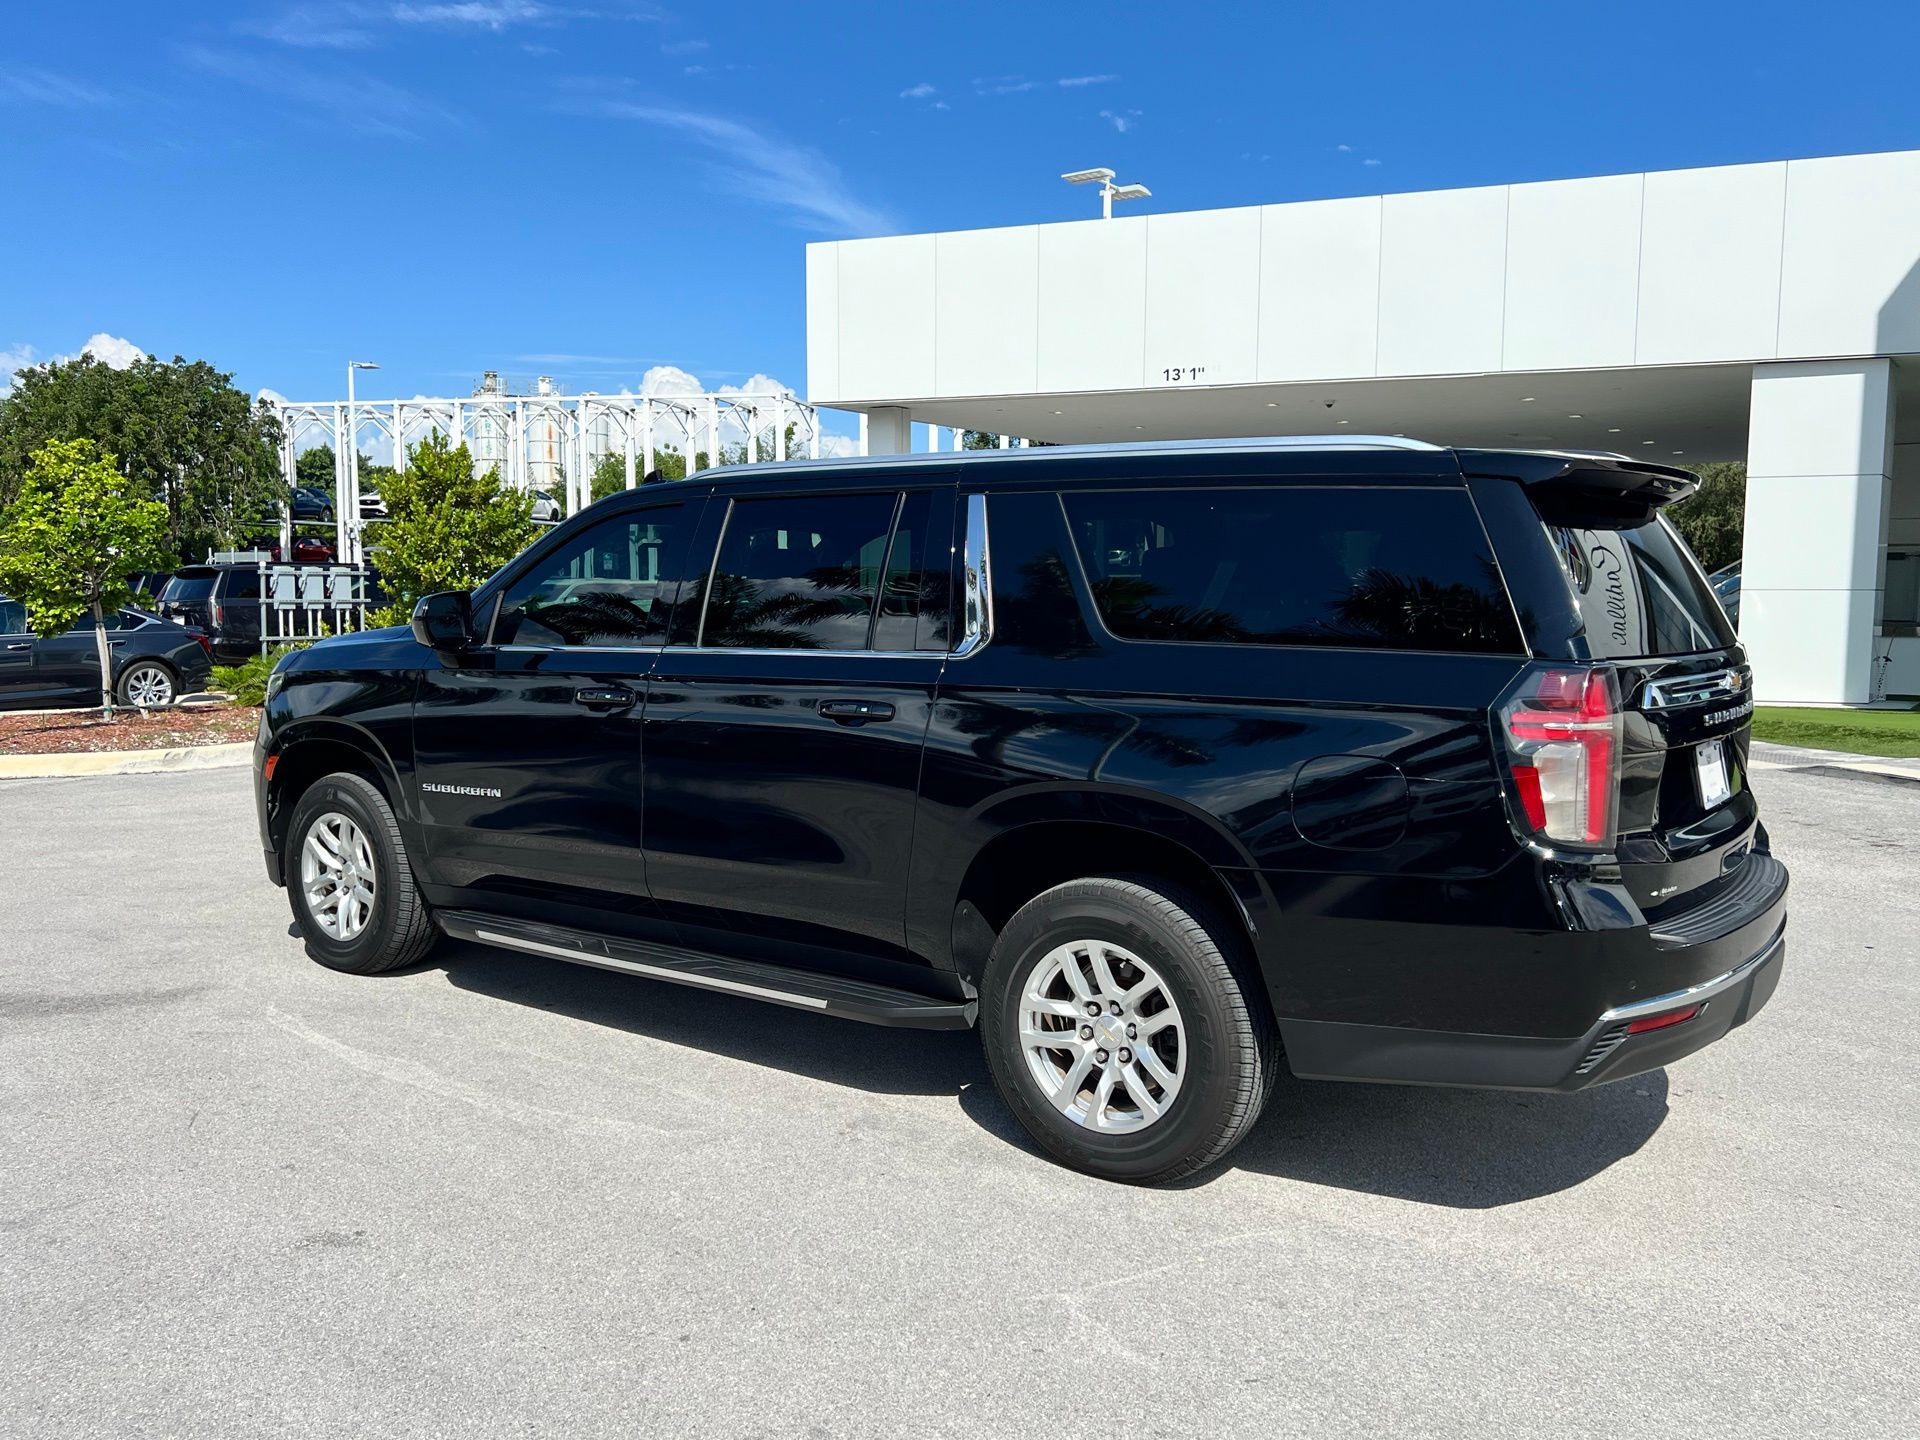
[3,765,1916,1438]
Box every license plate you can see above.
[1696,739,1731,808]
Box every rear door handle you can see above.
[3,642,29,651]
[818,699,895,723]
[574,684,638,712]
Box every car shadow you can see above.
[433,939,1667,1205]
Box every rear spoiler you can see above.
[1453,449,1699,508]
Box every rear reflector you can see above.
[1627,1004,1701,1035]
[262,755,278,781]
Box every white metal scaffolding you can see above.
[266,390,832,564]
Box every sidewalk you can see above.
[1749,739,1920,783]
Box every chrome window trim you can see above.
[950,492,993,659]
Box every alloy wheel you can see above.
[124,664,174,707]
[1019,939,1186,1132]
[300,811,378,942]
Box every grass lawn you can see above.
[1752,704,1920,758]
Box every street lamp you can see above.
[345,361,379,565]
[1062,167,1151,219]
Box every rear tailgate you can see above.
[1519,467,1768,926]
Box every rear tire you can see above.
[286,771,437,975]
[980,876,1279,1185]
[116,660,177,708]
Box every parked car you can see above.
[1710,560,1741,627]
[254,438,1787,1184]
[531,489,563,523]
[359,489,389,519]
[290,487,334,522]
[156,563,266,664]
[270,536,337,566]
[0,597,213,708]
[124,570,174,607]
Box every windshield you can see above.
[1545,513,1736,658]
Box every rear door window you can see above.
[1542,512,1736,658]
[700,491,901,651]
[0,599,25,633]
[1063,485,1523,654]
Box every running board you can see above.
[436,910,977,1030]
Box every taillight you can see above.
[191,630,213,660]
[211,603,224,628]
[1497,665,1622,850]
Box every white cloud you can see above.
[179,44,454,139]
[1335,143,1353,152]
[974,75,1034,95]
[0,64,116,107]
[76,333,144,368]
[661,38,708,56]
[1,343,35,395]
[575,101,894,235]
[1362,157,1383,167]
[1099,108,1141,133]
[390,1,556,28]
[1058,74,1117,88]
[899,82,936,99]
[816,432,860,459]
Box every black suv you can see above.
[254,438,1786,1183]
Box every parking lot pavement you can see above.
[2,767,1916,1439]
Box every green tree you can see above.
[296,445,337,496]
[587,447,690,503]
[369,432,538,625]
[1667,461,1745,572]
[0,440,175,713]
[0,353,284,560]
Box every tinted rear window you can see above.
[1063,486,1523,654]
[161,575,216,603]
[1544,514,1735,658]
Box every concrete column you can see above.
[866,406,912,455]
[1742,359,1895,704]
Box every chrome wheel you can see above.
[1020,939,1186,1133]
[123,664,173,707]
[300,811,377,942]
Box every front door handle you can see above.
[574,684,638,712]
[818,699,895,723]
[3,642,30,651]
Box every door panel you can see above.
[640,482,955,972]
[0,599,35,700]
[411,501,701,917]
[642,652,943,962]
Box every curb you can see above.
[0,741,253,781]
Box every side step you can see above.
[436,910,977,1030]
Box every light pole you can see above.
[345,361,379,565]
[1061,167,1151,219]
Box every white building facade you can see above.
[805,148,1920,705]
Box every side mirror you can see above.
[411,590,474,655]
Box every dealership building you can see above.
[805,147,1920,705]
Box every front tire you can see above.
[117,660,177,708]
[980,876,1278,1184]
[286,771,437,975]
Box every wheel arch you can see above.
[264,719,407,883]
[942,790,1270,994]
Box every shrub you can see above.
[212,645,304,706]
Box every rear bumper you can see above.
[1280,915,1786,1092]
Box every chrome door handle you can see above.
[573,684,638,712]
[819,699,895,723]
[3,642,30,651]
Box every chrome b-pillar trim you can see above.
[952,491,994,658]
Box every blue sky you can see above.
[4,0,1918,420]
